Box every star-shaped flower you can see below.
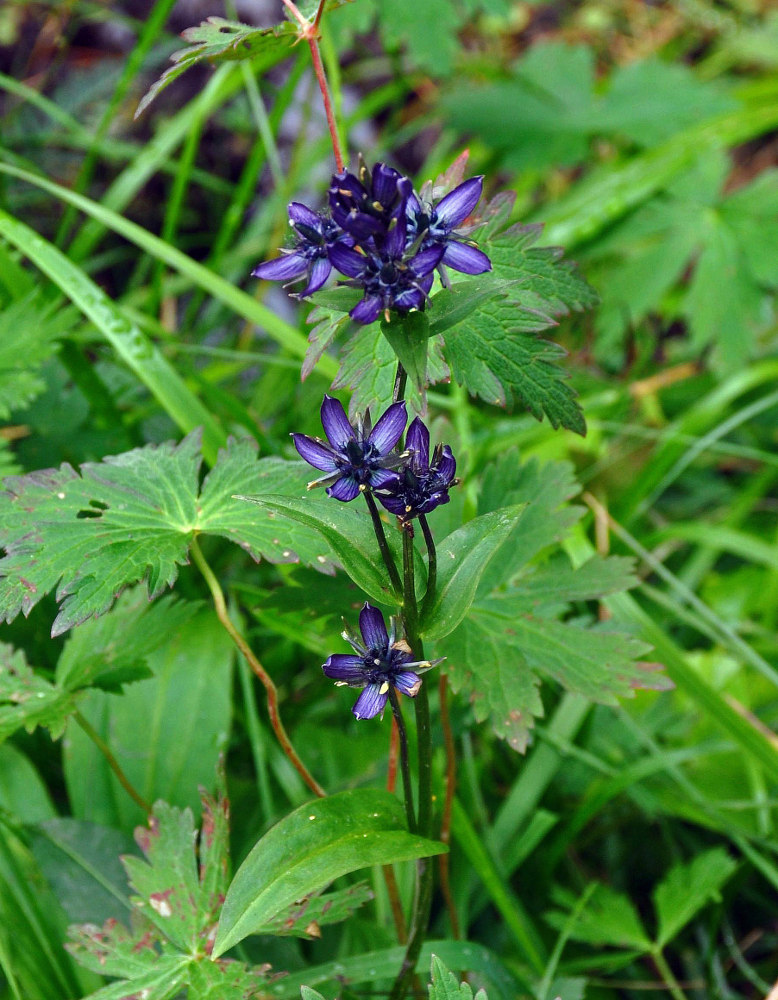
[378,417,457,522]
[292,395,407,501]
[323,603,441,720]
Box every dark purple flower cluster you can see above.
[293,396,457,520]
[253,159,491,324]
[323,603,442,719]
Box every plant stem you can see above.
[190,536,325,798]
[388,687,416,832]
[438,672,460,938]
[364,489,403,595]
[652,949,690,1000]
[281,0,344,171]
[73,709,151,815]
[419,513,437,622]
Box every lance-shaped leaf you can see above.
[421,505,527,641]
[235,494,425,604]
[0,432,334,635]
[213,789,447,957]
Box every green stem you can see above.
[419,513,437,623]
[190,536,326,798]
[73,709,152,815]
[388,688,416,832]
[364,490,403,596]
[652,949,690,1000]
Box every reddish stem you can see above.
[281,0,344,171]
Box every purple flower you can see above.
[407,176,492,278]
[378,417,457,522]
[323,603,440,720]
[252,202,347,297]
[292,395,407,502]
[328,212,444,324]
[329,160,413,245]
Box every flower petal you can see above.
[410,244,446,277]
[351,295,382,325]
[372,163,402,206]
[376,493,407,516]
[368,401,407,453]
[441,241,492,275]
[359,603,389,651]
[434,444,457,482]
[368,468,401,489]
[405,418,430,471]
[320,395,355,448]
[435,176,484,227]
[393,671,422,698]
[328,243,368,278]
[298,256,332,296]
[353,683,388,720]
[322,654,366,684]
[393,287,426,311]
[288,201,320,228]
[326,476,361,502]
[252,253,308,282]
[292,433,338,471]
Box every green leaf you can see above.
[63,608,233,830]
[427,279,512,336]
[66,783,271,1000]
[254,882,374,938]
[235,493,421,604]
[213,788,447,957]
[0,433,333,635]
[421,505,527,641]
[546,884,651,951]
[0,644,73,743]
[0,293,73,418]
[428,954,488,1000]
[381,312,430,405]
[653,848,737,948]
[0,743,56,823]
[0,208,226,464]
[439,223,594,432]
[31,819,137,925]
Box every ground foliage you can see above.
[0,1,778,999]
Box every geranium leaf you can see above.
[653,848,737,948]
[428,954,489,1000]
[213,788,447,957]
[0,433,333,636]
[0,644,73,743]
[254,882,373,938]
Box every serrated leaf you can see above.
[0,432,334,635]
[0,643,72,743]
[546,884,651,951]
[422,505,527,641]
[427,278,512,336]
[653,848,737,948]
[0,293,73,418]
[55,589,198,693]
[67,783,272,999]
[235,493,425,604]
[428,954,488,1000]
[213,789,447,957]
[254,881,373,938]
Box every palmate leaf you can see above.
[428,954,488,1000]
[136,3,351,117]
[254,882,373,939]
[436,453,665,750]
[0,590,196,744]
[0,431,334,636]
[67,784,273,1000]
[441,221,595,433]
[0,293,74,418]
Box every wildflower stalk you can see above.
[190,536,326,798]
[393,361,408,404]
[73,709,152,815]
[364,489,403,595]
[419,513,437,621]
[438,673,461,937]
[280,0,344,171]
[388,687,416,832]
